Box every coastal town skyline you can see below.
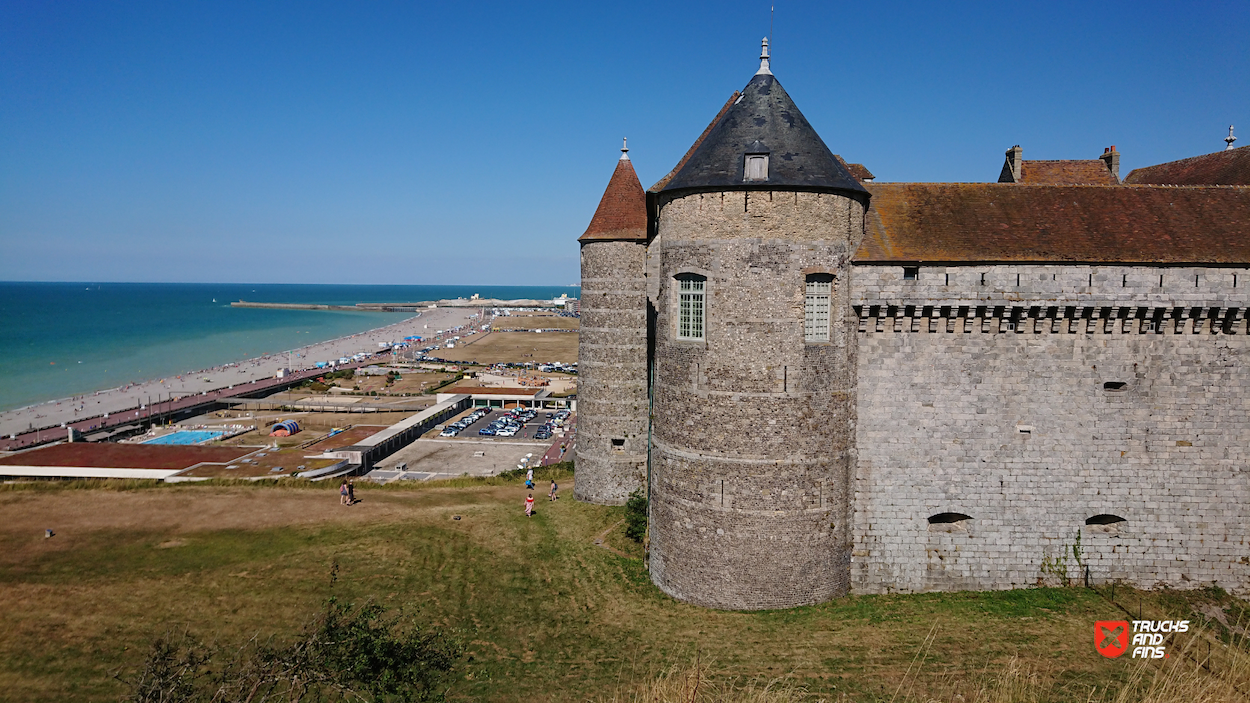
[2,0,1247,285]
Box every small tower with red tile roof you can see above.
[574,139,650,505]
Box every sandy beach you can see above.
[0,307,479,439]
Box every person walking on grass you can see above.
[525,493,534,517]
[549,478,558,502]
[347,481,355,505]
[339,480,349,506]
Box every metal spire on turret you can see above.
[1226,125,1237,151]
[756,37,772,76]
[620,137,630,160]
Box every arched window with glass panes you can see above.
[804,274,833,342]
[676,274,706,340]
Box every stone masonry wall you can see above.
[648,189,864,609]
[575,240,649,505]
[851,263,1250,595]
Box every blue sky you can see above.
[2,1,1246,285]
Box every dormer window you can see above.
[743,140,770,182]
[745,154,769,181]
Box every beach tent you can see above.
[269,419,300,437]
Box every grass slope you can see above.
[0,474,1245,702]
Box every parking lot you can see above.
[366,440,541,481]
[436,408,573,442]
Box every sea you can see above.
[0,282,579,413]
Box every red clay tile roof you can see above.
[1124,148,1250,185]
[0,443,252,470]
[649,92,740,194]
[835,155,874,182]
[579,155,647,242]
[855,183,1250,264]
[846,163,874,181]
[1014,160,1118,185]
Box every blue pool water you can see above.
[143,430,225,445]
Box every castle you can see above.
[575,41,1250,610]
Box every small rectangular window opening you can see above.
[805,274,834,342]
[944,273,949,286]
[1196,274,1200,288]
[902,266,919,281]
[1016,273,1021,286]
[1122,274,1127,288]
[1159,274,1164,287]
[611,438,625,451]
[980,273,986,286]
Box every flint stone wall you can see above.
[648,190,863,610]
[575,240,649,505]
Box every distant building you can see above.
[576,40,1250,610]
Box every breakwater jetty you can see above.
[233,298,557,312]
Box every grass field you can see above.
[1,472,1247,702]
[439,331,577,364]
[494,314,580,331]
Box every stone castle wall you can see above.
[850,264,1250,595]
[575,240,650,505]
[647,189,864,609]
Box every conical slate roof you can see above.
[579,148,648,242]
[660,72,868,197]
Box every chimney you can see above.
[999,145,1023,183]
[1100,145,1120,183]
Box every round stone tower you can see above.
[574,140,650,505]
[647,42,870,609]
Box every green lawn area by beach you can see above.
[0,471,1247,702]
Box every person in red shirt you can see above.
[525,493,534,517]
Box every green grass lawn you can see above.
[0,472,1245,702]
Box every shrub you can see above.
[120,598,463,702]
[625,489,647,543]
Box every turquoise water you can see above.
[143,430,226,445]
[0,282,578,412]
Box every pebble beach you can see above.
[0,307,478,440]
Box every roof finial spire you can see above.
[756,37,772,76]
[620,137,630,161]
[1226,125,1237,151]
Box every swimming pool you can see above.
[143,430,226,445]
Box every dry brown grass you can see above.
[1,477,1246,703]
[438,331,578,364]
[495,315,580,331]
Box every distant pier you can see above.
[233,298,558,312]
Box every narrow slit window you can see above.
[676,274,706,341]
[805,274,834,342]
